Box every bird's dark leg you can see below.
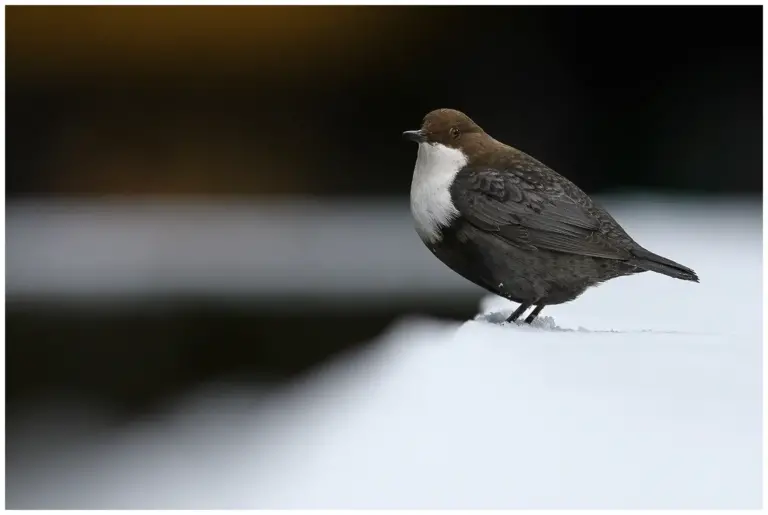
[506,302,532,323]
[523,304,545,324]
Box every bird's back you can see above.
[469,140,639,250]
[466,141,698,286]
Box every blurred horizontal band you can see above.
[6,196,759,309]
[5,197,481,308]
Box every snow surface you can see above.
[6,199,763,509]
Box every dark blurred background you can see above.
[6,5,762,420]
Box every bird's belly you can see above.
[425,222,533,302]
[425,221,623,305]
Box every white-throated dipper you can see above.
[403,108,699,324]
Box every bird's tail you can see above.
[630,247,700,283]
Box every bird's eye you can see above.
[450,127,461,139]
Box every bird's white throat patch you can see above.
[410,142,468,243]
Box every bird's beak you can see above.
[402,130,425,143]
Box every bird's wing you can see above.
[450,165,632,260]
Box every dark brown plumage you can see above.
[404,108,699,324]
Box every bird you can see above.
[403,108,699,325]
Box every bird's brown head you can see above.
[402,108,488,151]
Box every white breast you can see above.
[409,142,468,243]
